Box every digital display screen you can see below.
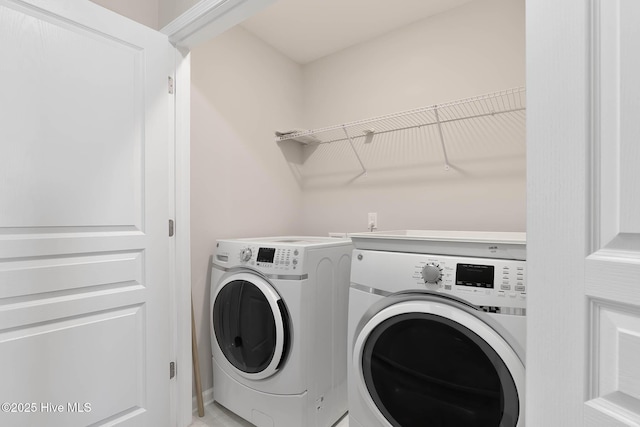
[257,247,276,263]
[456,264,495,288]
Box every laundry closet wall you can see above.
[190,26,304,394]
[299,0,526,235]
[158,0,199,28]
[91,0,225,33]
[90,0,159,29]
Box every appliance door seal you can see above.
[212,272,289,380]
[353,299,525,427]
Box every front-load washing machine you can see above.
[347,230,527,427]
[210,236,352,427]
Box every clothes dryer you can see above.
[210,236,352,427]
[347,230,527,427]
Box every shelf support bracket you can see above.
[434,106,451,171]
[342,126,367,175]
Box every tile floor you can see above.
[188,402,350,427]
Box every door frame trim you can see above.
[159,1,276,425]
[161,0,274,49]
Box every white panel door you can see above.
[585,1,640,424]
[0,1,171,426]
[527,0,640,425]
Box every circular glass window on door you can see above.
[213,277,289,378]
[361,313,519,427]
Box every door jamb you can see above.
[160,1,275,425]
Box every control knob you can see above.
[240,248,252,262]
[421,263,442,284]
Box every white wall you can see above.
[90,0,214,32]
[91,0,228,32]
[158,0,199,28]
[190,25,304,393]
[299,0,526,235]
[90,0,159,29]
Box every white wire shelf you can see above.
[275,87,525,173]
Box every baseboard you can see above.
[192,387,214,414]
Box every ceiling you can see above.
[240,0,475,64]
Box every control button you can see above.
[292,259,298,265]
[240,248,252,262]
[497,291,506,297]
[421,263,442,284]
[285,261,290,266]
[515,285,526,292]
[294,249,299,256]
[509,292,517,298]
[501,284,511,290]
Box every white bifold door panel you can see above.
[0,1,171,426]
[586,1,640,425]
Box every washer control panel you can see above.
[352,249,527,309]
[411,255,527,308]
[237,245,302,272]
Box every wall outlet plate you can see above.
[368,212,377,230]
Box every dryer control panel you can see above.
[237,245,303,273]
[412,256,526,307]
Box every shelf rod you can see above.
[434,106,451,171]
[274,88,525,143]
[302,107,525,145]
[342,126,367,175]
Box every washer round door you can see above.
[353,297,525,427]
[212,272,290,380]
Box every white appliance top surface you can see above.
[219,236,352,248]
[349,230,526,260]
[349,230,526,244]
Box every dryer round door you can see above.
[212,272,290,380]
[352,299,525,427]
